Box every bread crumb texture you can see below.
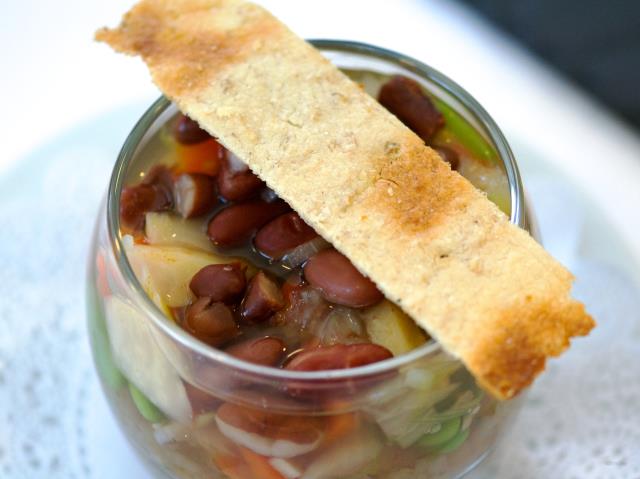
[97,0,595,399]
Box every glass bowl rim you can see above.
[106,39,525,382]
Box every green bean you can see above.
[418,417,461,448]
[435,427,470,454]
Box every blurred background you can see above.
[1,1,639,478]
[459,0,640,129]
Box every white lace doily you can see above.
[0,107,639,478]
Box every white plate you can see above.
[0,105,638,479]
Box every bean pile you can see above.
[104,73,500,478]
[118,90,443,372]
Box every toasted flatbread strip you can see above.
[97,0,594,399]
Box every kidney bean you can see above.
[225,337,286,366]
[215,402,324,453]
[433,145,460,171]
[284,344,394,398]
[378,75,444,142]
[241,271,285,323]
[285,344,393,372]
[304,249,383,308]
[189,263,247,303]
[174,114,211,145]
[254,212,318,259]
[281,270,305,304]
[260,187,279,203]
[120,165,174,231]
[183,297,238,346]
[143,164,174,192]
[218,151,264,201]
[184,382,221,414]
[207,200,290,248]
[190,340,286,395]
[270,287,331,343]
[173,173,218,218]
[120,183,171,231]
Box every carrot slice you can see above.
[321,399,361,444]
[176,139,223,176]
[95,252,111,296]
[323,411,359,443]
[239,448,286,479]
[212,452,252,479]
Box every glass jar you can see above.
[87,40,533,479]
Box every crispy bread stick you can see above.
[97,0,594,399]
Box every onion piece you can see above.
[280,237,330,269]
[313,307,368,346]
[153,421,191,444]
[269,458,304,479]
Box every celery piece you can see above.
[129,383,167,423]
[417,417,461,449]
[487,189,511,217]
[432,97,498,164]
[86,286,126,390]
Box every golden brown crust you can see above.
[97,0,595,399]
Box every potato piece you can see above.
[363,300,427,356]
[457,157,510,215]
[145,211,214,252]
[123,235,254,308]
[105,296,191,421]
[301,428,382,479]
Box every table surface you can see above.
[1,1,639,478]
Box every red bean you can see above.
[183,297,238,346]
[120,183,171,231]
[304,250,383,308]
[281,270,305,304]
[184,382,221,414]
[284,343,394,397]
[272,286,331,341]
[174,114,211,145]
[225,337,286,366]
[190,339,286,394]
[174,173,218,218]
[285,344,393,371]
[217,151,264,201]
[378,75,444,142]
[120,165,174,231]
[215,402,324,446]
[189,263,246,303]
[433,145,460,171]
[207,200,290,248]
[143,165,175,193]
[254,212,318,259]
[240,271,285,323]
